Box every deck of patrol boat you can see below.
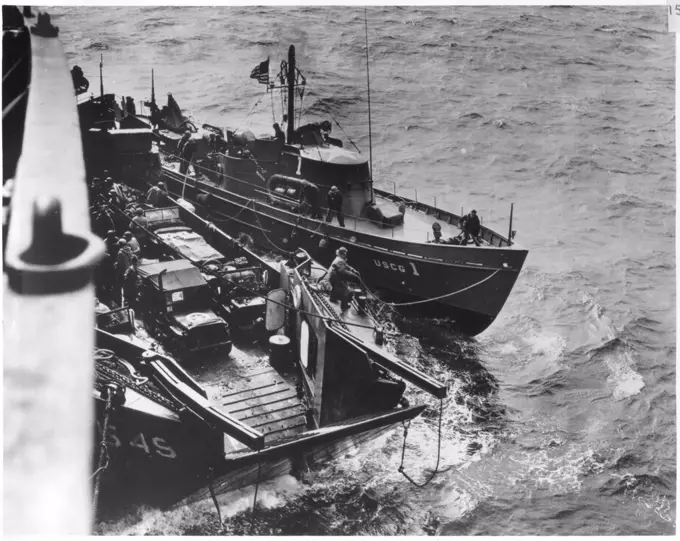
[181,343,308,453]
[162,161,485,246]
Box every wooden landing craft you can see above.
[89,185,447,516]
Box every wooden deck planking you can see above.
[229,394,302,418]
[255,415,308,434]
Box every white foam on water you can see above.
[100,474,305,535]
[214,474,304,519]
[581,291,617,348]
[522,332,567,360]
[605,350,645,401]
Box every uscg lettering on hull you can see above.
[373,259,420,276]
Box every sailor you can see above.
[103,176,114,193]
[123,256,140,309]
[107,187,124,208]
[114,239,133,306]
[460,209,481,246]
[281,114,288,138]
[105,230,120,256]
[146,181,168,207]
[328,246,361,311]
[431,221,442,243]
[325,185,345,227]
[320,120,332,142]
[123,231,141,257]
[273,123,285,143]
[131,208,149,245]
[179,134,196,176]
[177,130,191,156]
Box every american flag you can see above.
[250,58,269,85]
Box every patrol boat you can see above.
[75,45,528,337]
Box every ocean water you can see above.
[53,5,675,535]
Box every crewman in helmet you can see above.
[146,181,168,207]
[327,246,361,311]
[131,207,149,247]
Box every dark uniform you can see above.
[179,137,196,176]
[122,264,140,309]
[146,183,168,207]
[114,241,133,306]
[328,250,360,310]
[326,186,345,227]
[131,209,149,247]
[461,210,481,246]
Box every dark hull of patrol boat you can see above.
[159,169,527,336]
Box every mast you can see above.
[364,8,373,181]
[151,68,155,105]
[99,54,103,97]
[286,45,296,143]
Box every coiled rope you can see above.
[398,398,444,487]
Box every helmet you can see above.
[184,130,191,136]
[471,209,477,215]
[330,185,338,192]
[123,231,132,238]
[118,239,127,246]
[135,208,143,216]
[337,246,348,256]
[157,181,165,187]
[106,230,116,237]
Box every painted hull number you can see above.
[96,422,177,459]
[373,259,420,276]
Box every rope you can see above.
[92,384,116,520]
[204,198,252,225]
[252,208,294,255]
[331,116,362,155]
[398,399,444,488]
[2,88,28,120]
[250,456,262,535]
[232,91,266,134]
[230,281,377,330]
[359,268,502,308]
[207,467,225,533]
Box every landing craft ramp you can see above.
[182,345,307,451]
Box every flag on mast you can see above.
[250,58,269,85]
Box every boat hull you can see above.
[94,396,422,518]
[158,170,527,336]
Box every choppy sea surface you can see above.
[54,5,675,535]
